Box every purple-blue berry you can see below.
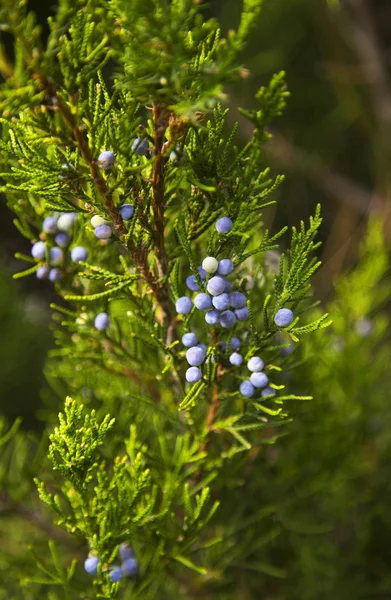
[31,241,46,260]
[182,332,198,347]
[240,381,255,398]
[36,265,49,280]
[95,312,109,331]
[84,556,100,575]
[212,293,230,311]
[55,232,70,248]
[71,246,88,263]
[132,138,149,156]
[119,544,134,561]
[220,310,237,329]
[215,217,233,234]
[274,308,294,328]
[120,204,135,220]
[217,259,234,276]
[42,215,58,234]
[207,276,226,296]
[176,296,193,315]
[235,306,249,321]
[94,224,112,240]
[250,372,269,388]
[49,268,62,282]
[49,247,63,266]
[186,346,205,366]
[229,352,243,366]
[224,279,232,293]
[109,566,123,583]
[205,309,220,325]
[197,266,207,281]
[57,212,76,232]
[186,366,202,383]
[97,150,115,170]
[186,275,199,292]
[247,357,264,372]
[194,293,212,310]
[230,337,241,351]
[230,291,247,309]
[122,557,138,577]
[261,387,276,397]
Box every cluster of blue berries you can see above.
[31,212,88,282]
[84,543,138,583]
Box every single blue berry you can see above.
[120,204,135,220]
[97,150,115,170]
[71,246,88,263]
[186,275,199,292]
[186,346,205,366]
[49,247,64,266]
[217,259,234,276]
[205,309,220,325]
[122,557,138,577]
[224,279,232,293]
[216,217,233,234]
[94,224,112,240]
[220,310,237,329]
[247,357,264,372]
[229,352,243,366]
[202,256,218,273]
[55,232,70,248]
[197,344,207,355]
[261,387,276,397]
[207,276,226,296]
[197,266,207,281]
[109,566,123,583]
[36,265,49,280]
[230,291,247,309]
[132,138,149,156]
[230,337,241,351]
[212,293,230,311]
[84,556,100,575]
[119,544,134,561]
[31,241,46,260]
[235,306,249,321]
[240,381,255,398]
[49,268,62,282]
[194,293,212,310]
[186,366,202,383]
[95,312,110,331]
[42,215,58,234]
[250,372,269,388]
[274,308,294,328]
[182,332,198,347]
[57,212,77,232]
[176,296,193,314]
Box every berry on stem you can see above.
[230,291,247,309]
[235,306,249,321]
[186,366,202,383]
[197,266,207,281]
[120,204,135,220]
[57,212,76,232]
[240,381,255,398]
[182,332,198,347]
[109,566,123,583]
[84,556,100,575]
[247,357,264,372]
[229,352,243,366]
[49,247,64,266]
[31,241,46,260]
[49,268,62,282]
[132,138,149,156]
[186,346,205,366]
[42,215,58,234]
[194,293,212,310]
[261,387,276,397]
[207,276,226,296]
[205,309,220,325]
[220,310,237,328]
[212,293,230,311]
[122,557,138,577]
[274,308,294,327]
[94,224,112,240]
[71,246,88,263]
[176,296,193,314]
[186,275,199,292]
[202,256,218,273]
[230,337,241,351]
[55,232,70,248]
[95,312,110,331]
[36,265,49,280]
[215,217,233,234]
[119,544,134,561]
[217,259,234,276]
[250,372,269,388]
[97,150,115,170]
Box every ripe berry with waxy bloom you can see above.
[186,275,199,292]
[97,150,115,170]
[207,276,226,296]
[36,265,49,280]
[274,308,294,327]
[109,566,123,583]
[229,352,243,366]
[119,544,133,561]
[212,293,230,311]
[250,372,269,388]
[49,268,62,282]
[220,310,237,328]
[84,556,100,575]
[186,366,202,383]
[230,291,247,308]
[55,232,70,248]
[94,312,110,331]
[261,387,276,397]
[205,309,220,325]
[235,306,249,321]
[217,259,234,276]
[71,246,88,263]
[194,293,212,310]
[247,356,264,372]
[182,332,198,347]
[31,241,46,260]
[215,217,233,234]
[202,256,218,273]
[186,346,205,366]
[42,215,58,234]
[240,381,255,398]
[176,296,193,314]
[132,138,149,156]
[94,224,112,240]
[122,557,138,577]
[120,204,135,220]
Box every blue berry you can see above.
[71,246,88,263]
[224,279,232,293]
[217,259,234,276]
[55,232,70,248]
[229,352,243,366]
[94,224,112,239]
[36,265,49,280]
[194,293,212,310]
[250,372,269,388]
[230,337,241,351]
[261,387,276,397]
[230,291,247,309]
[205,309,220,325]
[109,566,123,583]
[247,357,264,372]
[215,217,233,234]
[122,557,138,577]
[212,293,230,311]
[235,306,249,321]
[119,544,134,561]
[202,256,218,273]
[132,138,149,156]
[240,381,255,398]
[31,241,46,260]
[186,346,205,366]
[186,275,199,292]
[42,215,58,234]
[84,556,100,575]
[182,332,198,347]
[95,312,109,331]
[97,150,115,170]
[186,366,202,383]
[49,268,62,282]
[120,204,135,220]
[49,247,64,266]
[220,310,237,329]
[207,276,226,296]
[197,266,207,281]
[176,296,193,314]
[197,344,207,355]
[274,308,294,328]
[57,212,76,232]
